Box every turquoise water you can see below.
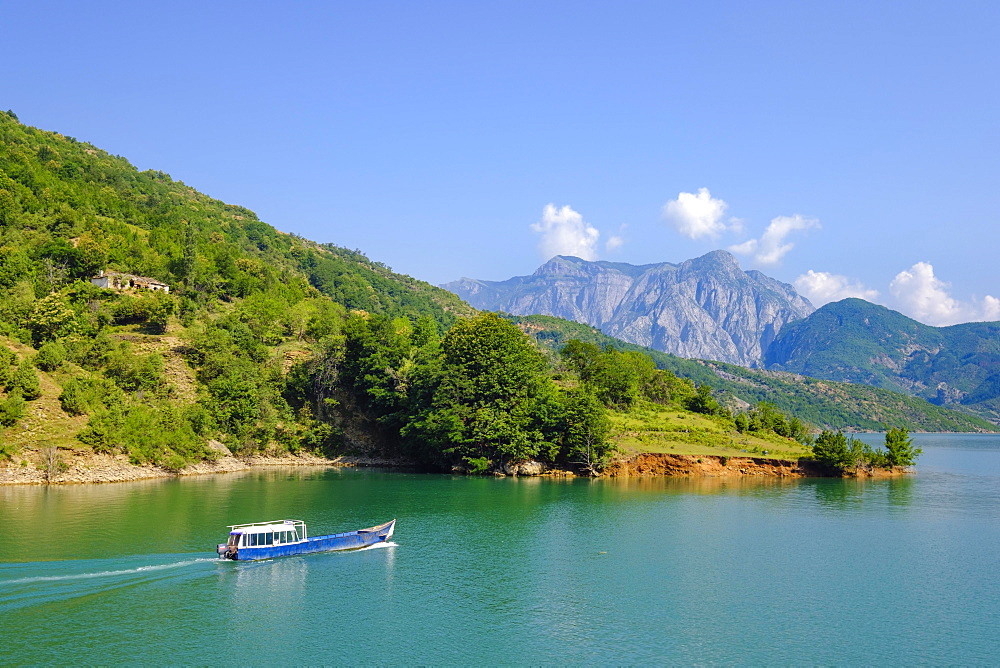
[1,434,998,664]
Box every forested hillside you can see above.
[0,112,817,474]
[0,111,477,469]
[764,298,1000,422]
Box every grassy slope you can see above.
[610,403,811,460]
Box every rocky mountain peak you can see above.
[443,252,815,366]
[533,255,592,278]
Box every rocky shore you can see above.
[0,441,412,486]
[0,447,911,485]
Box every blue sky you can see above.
[3,1,998,325]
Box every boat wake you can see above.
[357,540,398,552]
[2,558,216,586]
[0,556,220,613]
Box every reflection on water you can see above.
[807,476,916,511]
[231,557,310,632]
[601,473,804,496]
[886,475,915,506]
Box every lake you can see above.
[1,433,998,664]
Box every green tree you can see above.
[561,342,664,409]
[560,339,602,376]
[813,430,849,471]
[26,293,79,344]
[404,312,556,471]
[685,383,721,416]
[10,359,41,400]
[0,244,33,288]
[812,430,864,472]
[734,412,749,433]
[560,388,613,474]
[884,427,921,467]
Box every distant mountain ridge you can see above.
[504,313,996,432]
[443,251,814,367]
[764,298,1000,421]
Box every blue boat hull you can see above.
[227,520,395,561]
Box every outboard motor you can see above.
[217,543,238,560]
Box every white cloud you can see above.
[983,295,1000,321]
[729,214,820,266]
[530,204,600,260]
[889,262,1000,326]
[794,270,880,306]
[728,239,758,256]
[662,188,736,240]
[889,262,964,326]
[605,223,627,252]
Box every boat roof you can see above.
[228,519,304,534]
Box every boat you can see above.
[216,518,395,561]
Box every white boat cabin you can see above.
[226,519,306,549]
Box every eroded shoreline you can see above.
[0,449,910,485]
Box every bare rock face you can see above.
[502,460,546,476]
[442,251,814,366]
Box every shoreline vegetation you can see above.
[0,446,913,486]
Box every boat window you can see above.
[250,534,257,547]
[265,533,273,545]
[228,534,239,547]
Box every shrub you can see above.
[0,345,15,387]
[10,360,41,400]
[464,456,492,474]
[0,345,15,369]
[77,401,208,466]
[59,376,122,415]
[34,340,67,371]
[0,391,25,427]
